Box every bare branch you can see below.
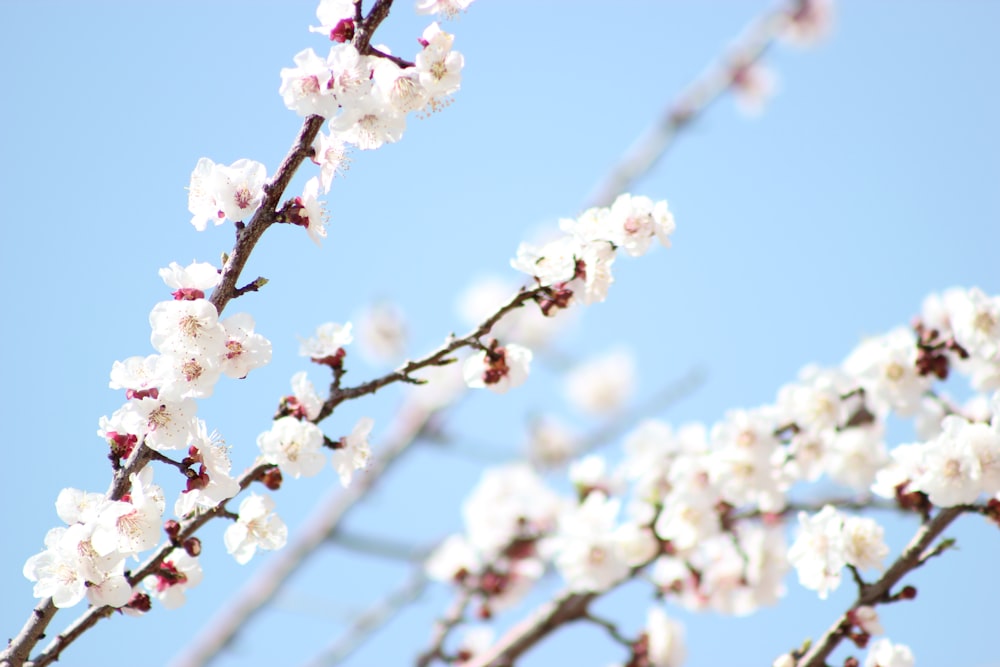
[304,573,430,667]
[584,5,794,208]
[464,590,598,667]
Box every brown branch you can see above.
[24,462,273,667]
[316,286,548,421]
[210,115,326,314]
[796,506,966,667]
[354,0,395,55]
[1,443,159,667]
[3,110,328,667]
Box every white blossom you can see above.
[224,494,288,564]
[331,416,373,487]
[463,343,532,393]
[415,0,474,18]
[645,607,686,667]
[219,312,272,379]
[300,321,353,360]
[864,639,915,667]
[258,416,327,479]
[548,491,630,592]
[158,261,221,293]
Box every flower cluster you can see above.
[24,261,274,609]
[462,195,675,394]
[281,11,465,156]
[429,286,1000,663]
[261,324,375,488]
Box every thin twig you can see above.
[316,286,548,420]
[796,506,966,667]
[303,573,430,667]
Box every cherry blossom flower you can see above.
[947,287,1000,362]
[325,43,372,105]
[188,158,267,229]
[310,0,356,39]
[149,299,226,357]
[91,467,164,558]
[23,527,91,608]
[224,494,288,565]
[158,261,221,298]
[300,321,354,361]
[330,93,406,150]
[850,605,884,636]
[462,464,562,557]
[331,416,373,487]
[415,0,474,18]
[604,193,676,256]
[175,423,240,517]
[843,327,930,416]
[219,312,272,378]
[284,371,323,421]
[415,23,464,108]
[55,488,107,526]
[841,516,888,572]
[311,131,349,192]
[143,549,203,610]
[258,416,327,479]
[787,505,846,599]
[864,639,915,667]
[645,607,686,667]
[912,416,986,506]
[279,48,339,118]
[109,354,163,399]
[156,351,223,400]
[118,396,199,452]
[463,343,533,393]
[372,58,427,114]
[547,491,630,592]
[295,176,328,247]
[510,235,580,286]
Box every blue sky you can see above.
[1,2,998,666]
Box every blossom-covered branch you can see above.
[792,506,965,667]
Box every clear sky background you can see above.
[1,2,999,666]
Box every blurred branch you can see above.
[331,529,430,563]
[584,2,798,208]
[303,573,430,667]
[415,587,476,667]
[428,365,706,463]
